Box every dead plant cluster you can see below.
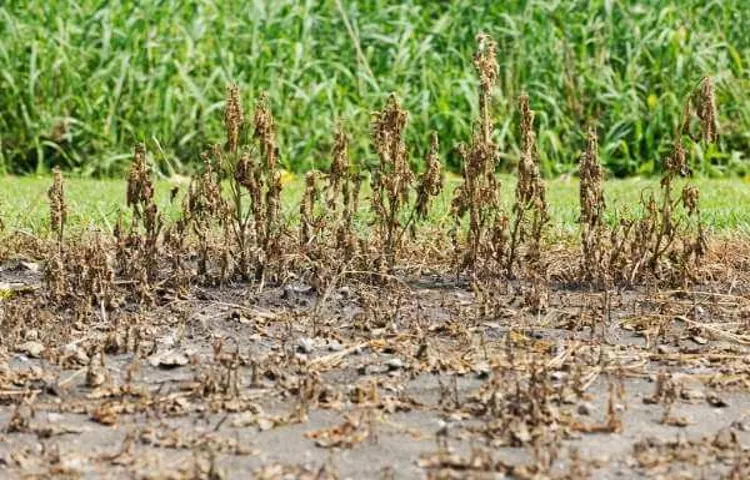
[577,77,716,289]
[17,36,722,316]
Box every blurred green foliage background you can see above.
[1,0,748,177]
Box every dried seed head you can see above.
[474,34,498,147]
[372,95,408,169]
[519,95,534,155]
[697,76,718,144]
[224,84,245,154]
[126,143,154,212]
[681,184,700,216]
[253,93,277,171]
[580,127,605,226]
[516,94,540,205]
[508,94,548,277]
[681,76,718,144]
[473,34,498,95]
[665,140,687,178]
[329,125,349,188]
[372,94,413,201]
[371,94,414,266]
[579,127,606,284]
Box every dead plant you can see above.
[45,167,67,302]
[371,94,415,271]
[507,94,548,277]
[48,167,67,250]
[300,170,323,249]
[410,131,443,237]
[508,95,550,311]
[579,127,607,285]
[115,143,162,301]
[451,34,507,277]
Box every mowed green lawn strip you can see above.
[1,176,748,236]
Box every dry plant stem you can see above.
[219,87,283,281]
[400,131,443,243]
[224,84,251,277]
[507,94,548,278]
[371,94,414,270]
[253,93,283,280]
[45,168,68,303]
[184,155,225,278]
[579,127,606,285]
[646,142,684,275]
[325,124,360,255]
[120,143,162,300]
[327,124,350,212]
[451,34,505,276]
[48,167,67,252]
[300,171,321,248]
[593,78,714,287]
[231,152,252,278]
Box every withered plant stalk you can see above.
[48,167,67,252]
[326,125,362,254]
[507,94,548,277]
[183,151,226,278]
[410,131,443,236]
[371,95,414,270]
[300,170,321,248]
[119,143,162,298]
[222,88,283,281]
[579,127,606,284]
[223,84,252,278]
[451,34,506,276]
[45,168,68,303]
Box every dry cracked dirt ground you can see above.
[1,260,749,479]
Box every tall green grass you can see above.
[1,1,748,177]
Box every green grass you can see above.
[1,1,749,177]
[2,176,748,237]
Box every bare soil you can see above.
[1,259,749,479]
